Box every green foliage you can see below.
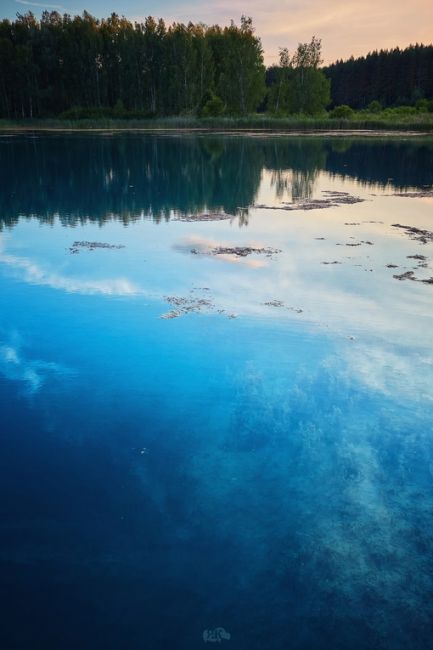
[290,68,330,115]
[267,73,292,115]
[367,100,382,113]
[292,35,323,69]
[385,105,417,115]
[415,99,428,111]
[199,92,224,117]
[329,105,354,119]
[414,98,433,112]
[267,37,330,116]
[0,12,265,118]
[216,16,266,114]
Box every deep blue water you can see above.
[1,133,433,649]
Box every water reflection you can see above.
[1,134,433,650]
[0,134,432,228]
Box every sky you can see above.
[2,0,433,64]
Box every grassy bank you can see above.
[1,113,433,133]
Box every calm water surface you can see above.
[1,134,433,650]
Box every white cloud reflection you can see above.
[0,337,69,394]
[173,235,268,267]
[0,249,142,297]
[1,176,433,403]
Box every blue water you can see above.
[1,133,433,649]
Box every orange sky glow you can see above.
[137,0,433,65]
[10,0,433,65]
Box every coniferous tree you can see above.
[325,44,433,108]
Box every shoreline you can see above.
[0,126,432,137]
[1,116,433,137]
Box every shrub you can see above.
[329,105,354,119]
[199,92,225,118]
[367,100,382,113]
[113,99,127,117]
[415,99,432,112]
[392,105,417,115]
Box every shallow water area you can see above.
[1,133,433,650]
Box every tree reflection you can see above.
[270,168,319,202]
[0,134,432,230]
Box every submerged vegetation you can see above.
[0,11,432,125]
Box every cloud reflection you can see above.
[0,336,70,394]
[0,248,143,297]
[173,235,269,268]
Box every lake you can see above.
[1,133,433,650]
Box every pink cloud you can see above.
[132,0,433,64]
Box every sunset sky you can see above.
[4,0,433,64]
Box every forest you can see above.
[0,13,265,118]
[0,11,432,119]
[324,45,433,109]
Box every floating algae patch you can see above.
[160,292,237,320]
[392,224,433,244]
[338,240,374,247]
[189,245,281,258]
[160,295,214,319]
[209,246,281,258]
[69,241,125,254]
[393,270,433,285]
[174,236,280,262]
[263,300,303,313]
[255,191,364,212]
[407,254,430,270]
[263,300,285,307]
[173,212,234,222]
[393,270,417,281]
[322,190,365,204]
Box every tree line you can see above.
[324,44,433,109]
[0,12,265,118]
[0,11,432,119]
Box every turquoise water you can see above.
[1,133,433,649]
